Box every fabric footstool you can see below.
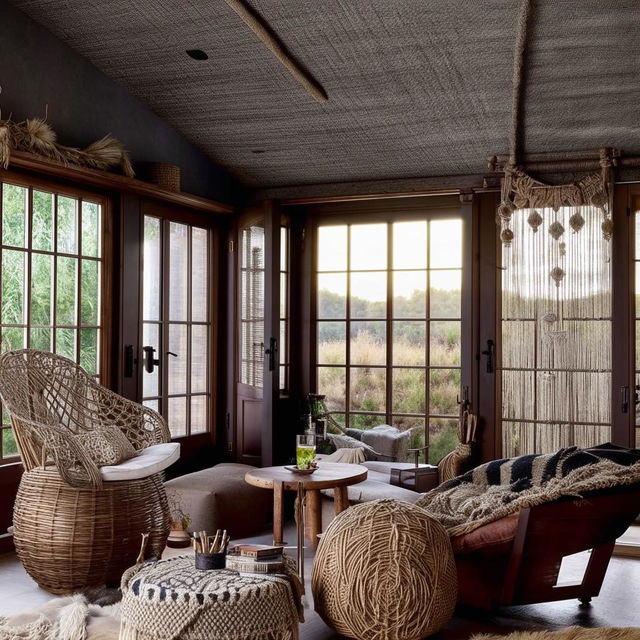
[120,555,302,640]
[312,499,457,640]
[164,463,271,538]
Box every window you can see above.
[0,177,107,463]
[141,216,212,438]
[315,218,463,463]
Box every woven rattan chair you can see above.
[0,349,178,593]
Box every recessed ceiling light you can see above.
[186,49,208,61]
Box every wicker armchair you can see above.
[0,349,176,593]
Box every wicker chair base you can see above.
[13,468,170,594]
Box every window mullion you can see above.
[345,225,351,428]
[386,222,393,426]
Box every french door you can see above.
[120,200,217,442]
[235,202,284,466]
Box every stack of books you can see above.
[225,544,285,574]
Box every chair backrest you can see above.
[0,349,96,432]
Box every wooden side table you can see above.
[245,462,367,549]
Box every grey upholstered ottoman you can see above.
[164,463,271,538]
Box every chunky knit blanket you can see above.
[415,443,640,537]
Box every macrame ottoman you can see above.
[311,499,457,640]
[120,555,301,640]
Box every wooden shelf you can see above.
[5,150,234,215]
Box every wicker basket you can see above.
[13,468,170,594]
[146,162,181,192]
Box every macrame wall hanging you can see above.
[497,0,614,457]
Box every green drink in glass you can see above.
[296,434,316,469]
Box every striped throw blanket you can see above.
[416,443,640,537]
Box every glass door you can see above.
[141,214,212,438]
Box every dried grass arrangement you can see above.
[0,116,134,176]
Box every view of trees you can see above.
[317,286,462,464]
[0,182,101,459]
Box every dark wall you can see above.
[0,1,239,203]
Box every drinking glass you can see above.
[296,434,316,469]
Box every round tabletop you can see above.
[245,462,367,491]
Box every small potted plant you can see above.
[167,493,192,548]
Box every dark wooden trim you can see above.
[281,189,460,206]
[8,150,234,215]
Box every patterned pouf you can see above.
[311,499,457,640]
[120,555,302,640]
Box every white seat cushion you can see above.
[100,442,180,481]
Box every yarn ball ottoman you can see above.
[164,463,271,538]
[311,499,457,640]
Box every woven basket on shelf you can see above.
[13,468,169,594]
[312,499,457,640]
[146,162,181,192]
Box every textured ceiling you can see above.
[9,0,640,187]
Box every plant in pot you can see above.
[167,493,192,548]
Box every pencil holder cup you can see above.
[195,552,226,570]
[196,553,226,570]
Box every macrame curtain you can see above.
[497,0,614,456]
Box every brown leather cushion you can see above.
[451,512,520,556]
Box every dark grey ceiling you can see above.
[9,0,640,187]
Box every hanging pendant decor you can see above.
[569,211,585,233]
[549,266,565,287]
[527,210,543,232]
[548,221,565,241]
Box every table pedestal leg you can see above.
[273,480,284,546]
[334,486,349,514]
[304,489,322,549]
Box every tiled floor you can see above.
[1,524,639,638]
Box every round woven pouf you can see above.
[311,499,457,640]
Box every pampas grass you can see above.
[0,117,134,177]
[472,627,640,640]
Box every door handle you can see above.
[265,337,278,372]
[481,340,495,374]
[142,345,160,374]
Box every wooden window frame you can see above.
[0,169,113,465]
[306,196,471,463]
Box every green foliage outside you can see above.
[1,184,101,376]
[317,286,462,464]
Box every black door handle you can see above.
[265,337,278,372]
[142,345,160,374]
[481,340,495,374]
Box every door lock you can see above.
[142,345,160,374]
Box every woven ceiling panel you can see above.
[9,0,640,187]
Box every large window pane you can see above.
[430,321,461,366]
[168,324,188,395]
[318,226,347,271]
[317,367,346,412]
[55,328,76,360]
[350,368,386,412]
[30,327,51,351]
[81,201,100,257]
[430,270,461,318]
[393,271,426,318]
[191,325,208,394]
[80,328,99,375]
[31,253,52,325]
[429,418,460,464]
[57,196,78,254]
[350,321,386,365]
[430,219,462,268]
[317,321,346,365]
[350,272,386,318]
[167,397,187,438]
[393,221,427,269]
[392,368,425,414]
[318,273,347,319]
[191,227,208,322]
[2,184,27,248]
[169,222,189,321]
[56,257,77,325]
[81,260,100,325]
[350,224,387,270]
[191,396,208,434]
[32,190,54,252]
[429,368,460,415]
[393,321,426,366]
[2,250,26,324]
[143,216,161,321]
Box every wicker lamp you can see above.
[312,499,457,640]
